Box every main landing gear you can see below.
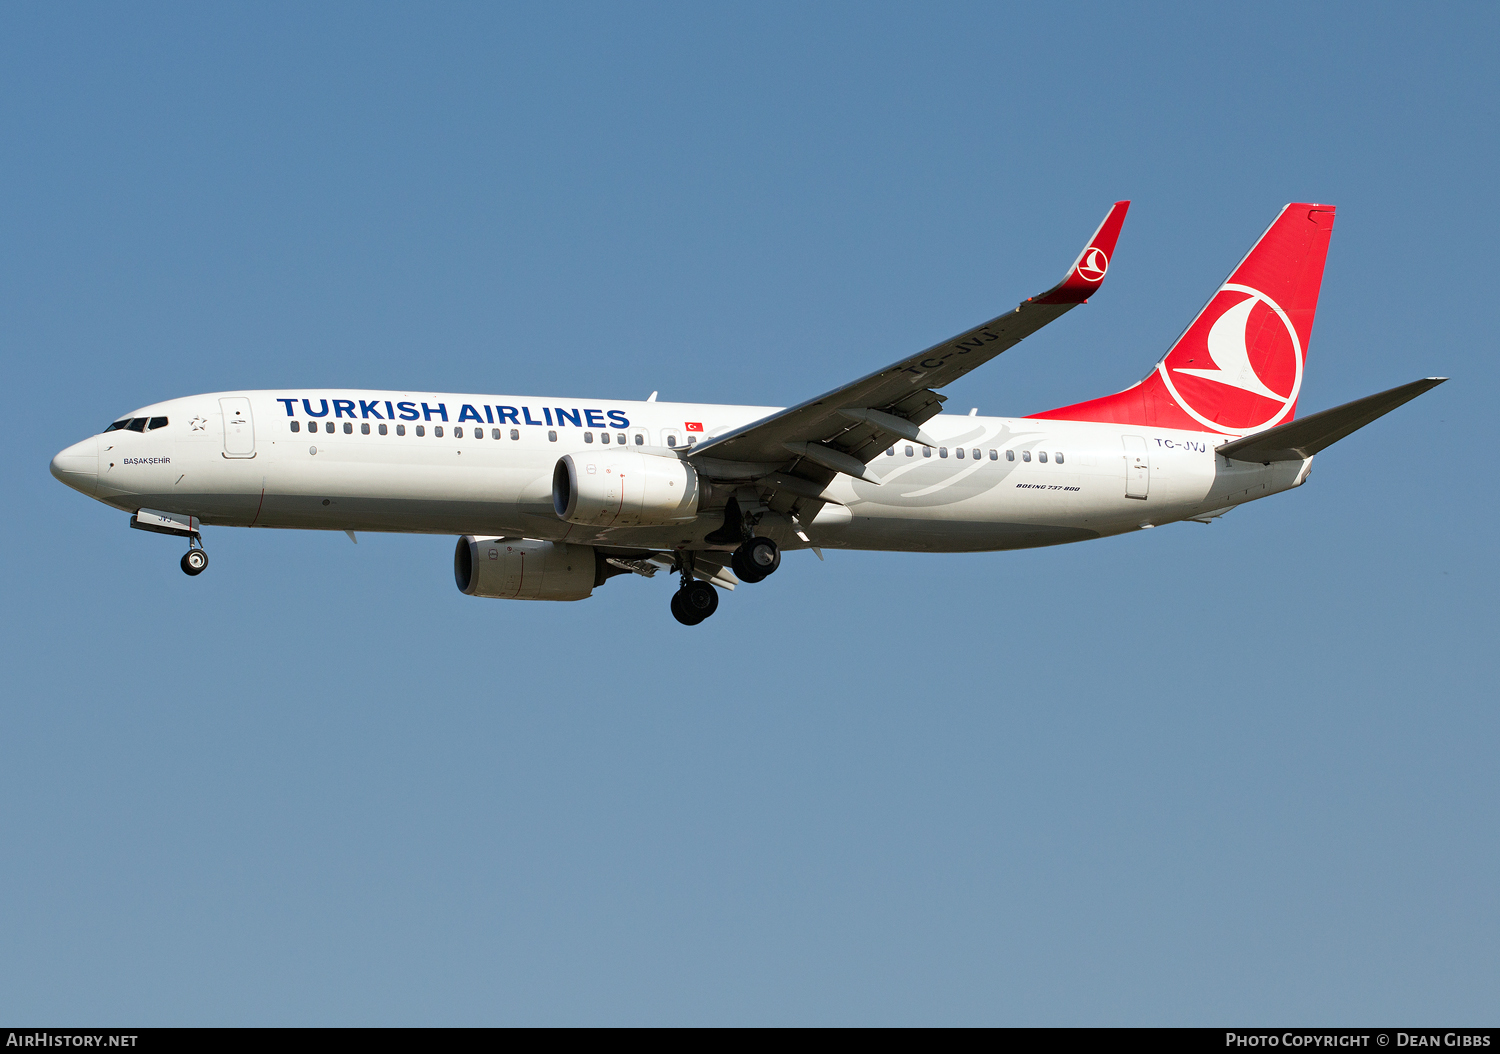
[731,536,780,584]
[667,537,781,626]
[180,539,209,576]
[670,580,719,626]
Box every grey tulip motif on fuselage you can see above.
[847,423,1048,508]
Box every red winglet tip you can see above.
[1033,200,1131,305]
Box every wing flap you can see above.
[646,551,739,589]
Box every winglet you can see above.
[1032,200,1130,305]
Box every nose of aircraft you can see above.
[51,437,99,496]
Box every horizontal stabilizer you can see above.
[1217,377,1446,463]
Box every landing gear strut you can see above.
[669,550,720,626]
[731,536,780,584]
[180,538,208,576]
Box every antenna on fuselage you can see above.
[647,391,658,402]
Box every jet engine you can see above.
[454,537,598,601]
[552,450,700,527]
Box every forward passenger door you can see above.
[220,398,256,458]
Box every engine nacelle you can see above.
[454,537,596,601]
[552,450,700,527]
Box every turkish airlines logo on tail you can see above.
[1076,247,1108,283]
[1158,283,1303,434]
[1175,296,1289,400]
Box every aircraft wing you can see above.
[1217,377,1447,463]
[688,200,1130,483]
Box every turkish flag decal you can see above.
[684,422,703,432]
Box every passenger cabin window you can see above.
[343,422,353,434]
[666,434,677,447]
[687,436,696,446]
[379,424,388,435]
[147,417,168,430]
[973,449,981,459]
[584,432,593,443]
[939,447,948,458]
[634,433,644,445]
[416,425,425,437]
[548,430,557,442]
[887,447,895,456]
[955,447,964,459]
[1022,450,1031,462]
[990,449,998,460]
[491,428,500,439]
[1055,452,1064,464]
[361,423,370,435]
[397,424,406,436]
[922,446,932,458]
[434,426,444,437]
[1006,450,1015,461]
[905,445,914,457]
[1038,451,1047,463]
[454,427,463,438]
[290,421,301,432]
[510,429,520,440]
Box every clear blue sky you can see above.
[2,1,1496,1025]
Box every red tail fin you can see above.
[1029,203,1336,435]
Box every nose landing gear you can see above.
[129,510,209,576]
[180,541,208,576]
[731,536,780,584]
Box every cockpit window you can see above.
[104,419,131,432]
[126,418,148,432]
[147,417,168,430]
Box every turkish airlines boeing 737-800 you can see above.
[51,202,1443,624]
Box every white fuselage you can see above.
[52,389,1312,554]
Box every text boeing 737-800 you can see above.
[50,202,1445,625]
